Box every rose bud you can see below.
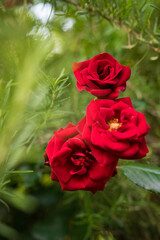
[72,53,131,99]
[77,97,150,159]
[44,123,118,194]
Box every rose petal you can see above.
[90,144,118,165]
[51,169,59,182]
[101,131,130,152]
[60,175,86,191]
[116,65,131,87]
[128,138,149,159]
[63,136,86,151]
[98,107,114,128]
[137,113,150,137]
[47,124,78,157]
[48,147,72,167]
[81,68,100,89]
[89,88,112,98]
[117,143,139,158]
[111,124,137,140]
[91,123,104,147]
[116,97,133,107]
[72,60,90,84]
[86,100,99,123]
[89,160,118,181]
[83,176,106,193]
[111,100,131,112]
[52,156,73,183]
[70,165,87,175]
[90,53,117,66]
[82,123,92,143]
[77,117,86,134]
[95,99,114,108]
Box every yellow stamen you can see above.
[108,118,122,131]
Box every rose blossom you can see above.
[77,97,150,159]
[44,123,118,193]
[72,53,131,99]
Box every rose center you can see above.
[71,152,90,166]
[107,118,122,131]
[98,66,110,80]
[70,150,94,176]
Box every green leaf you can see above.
[119,163,160,193]
[8,170,34,174]
[0,222,18,240]
[1,189,38,213]
[0,198,10,211]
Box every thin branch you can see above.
[61,0,78,6]
[61,0,160,54]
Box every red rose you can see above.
[72,53,131,99]
[77,97,150,159]
[45,123,118,193]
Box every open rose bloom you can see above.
[44,52,150,193]
[44,123,118,193]
[72,53,131,99]
[77,97,150,159]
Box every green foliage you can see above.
[51,0,160,53]
[0,0,160,240]
[119,163,160,193]
[0,222,18,240]
[0,5,70,237]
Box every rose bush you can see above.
[77,97,150,159]
[72,53,131,99]
[44,123,118,193]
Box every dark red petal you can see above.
[120,108,138,124]
[48,147,72,167]
[76,81,85,92]
[53,158,73,184]
[70,165,87,175]
[95,99,114,108]
[84,177,106,193]
[51,169,59,182]
[81,68,100,89]
[117,143,139,158]
[98,107,114,128]
[111,125,137,140]
[90,123,104,147]
[82,124,92,143]
[77,117,86,134]
[72,60,90,74]
[63,137,86,151]
[137,113,150,137]
[111,100,131,112]
[86,100,99,123]
[46,124,78,160]
[103,88,120,99]
[116,97,133,107]
[90,53,116,66]
[88,60,99,78]
[116,65,131,87]
[60,175,86,191]
[101,131,130,152]
[55,123,78,141]
[89,88,112,98]
[90,144,118,165]
[128,138,149,159]
[89,160,118,181]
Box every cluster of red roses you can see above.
[44,53,150,194]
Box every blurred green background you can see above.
[0,0,160,239]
